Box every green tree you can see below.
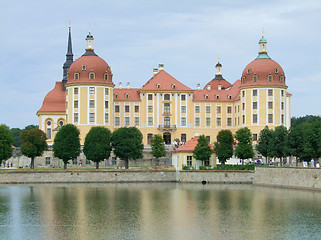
[150,134,166,166]
[20,129,47,169]
[10,128,21,147]
[0,124,14,163]
[235,127,254,165]
[273,126,289,166]
[214,130,234,167]
[111,127,144,169]
[287,125,304,166]
[193,135,213,167]
[53,124,81,169]
[83,127,112,169]
[291,115,321,128]
[302,121,321,166]
[256,126,274,164]
[24,125,39,130]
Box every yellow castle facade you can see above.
[37,29,291,147]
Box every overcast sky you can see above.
[1,0,321,128]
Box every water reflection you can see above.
[0,183,321,240]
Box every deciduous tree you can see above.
[256,126,274,164]
[273,126,289,166]
[53,124,80,169]
[83,127,112,169]
[235,127,254,165]
[20,129,47,169]
[150,134,166,166]
[0,124,14,163]
[214,130,234,167]
[193,135,213,167]
[111,127,144,169]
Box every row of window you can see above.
[241,75,284,84]
[74,100,109,109]
[242,89,284,97]
[73,87,109,95]
[147,93,186,101]
[72,72,109,81]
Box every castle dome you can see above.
[240,36,286,87]
[66,32,113,85]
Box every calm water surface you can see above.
[0,183,320,240]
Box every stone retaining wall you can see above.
[253,167,321,190]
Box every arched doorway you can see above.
[163,132,171,145]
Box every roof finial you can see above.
[69,20,71,29]
[89,23,91,33]
[262,28,265,37]
[218,56,220,63]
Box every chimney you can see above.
[119,82,122,89]
[158,64,164,71]
[207,84,211,90]
[197,83,200,90]
[127,82,130,89]
[153,68,158,76]
[218,84,221,90]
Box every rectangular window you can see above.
[281,114,284,124]
[105,113,108,123]
[268,114,273,123]
[216,106,221,114]
[135,117,139,126]
[181,117,186,126]
[164,103,170,113]
[227,106,232,114]
[135,106,139,113]
[74,113,78,122]
[281,102,284,110]
[89,100,95,108]
[181,134,187,143]
[115,117,120,126]
[164,117,170,126]
[181,95,186,101]
[125,117,130,126]
[227,118,232,126]
[281,90,284,97]
[243,115,245,124]
[105,88,109,95]
[115,105,120,113]
[238,105,240,112]
[235,106,237,113]
[206,136,210,142]
[187,156,192,167]
[148,94,153,100]
[89,87,95,94]
[74,100,78,108]
[206,106,211,113]
[268,89,273,96]
[112,157,117,165]
[253,114,257,123]
[268,101,273,109]
[217,118,221,126]
[181,106,186,113]
[125,105,130,113]
[45,157,50,165]
[253,102,257,109]
[148,117,153,126]
[253,134,258,141]
[148,105,153,113]
[253,89,257,96]
[206,118,211,126]
[74,88,78,94]
[105,101,108,109]
[89,113,95,122]
[242,91,245,97]
[195,117,200,126]
[242,103,245,111]
[195,106,200,113]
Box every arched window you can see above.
[247,69,251,74]
[46,120,52,139]
[125,94,129,99]
[268,75,273,82]
[82,65,87,71]
[164,94,170,101]
[157,84,161,88]
[253,75,258,82]
[74,73,79,80]
[242,77,246,84]
[59,120,64,126]
[89,72,95,80]
[205,94,209,99]
[280,76,284,83]
[147,133,153,144]
[172,84,176,89]
[104,73,108,81]
[275,68,279,74]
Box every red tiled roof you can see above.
[114,88,140,101]
[193,80,241,102]
[173,136,214,153]
[141,70,192,91]
[37,82,66,114]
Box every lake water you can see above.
[0,183,320,240]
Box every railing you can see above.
[158,124,176,129]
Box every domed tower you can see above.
[239,34,291,138]
[65,31,115,142]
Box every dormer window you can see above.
[247,69,251,74]
[74,73,79,80]
[205,94,209,99]
[125,94,129,99]
[172,84,176,89]
[253,75,258,82]
[242,77,246,84]
[275,68,279,74]
[82,65,87,71]
[216,95,220,99]
[115,93,118,99]
[157,84,161,88]
[104,73,108,81]
[89,72,95,80]
[280,76,284,83]
[228,95,232,99]
[268,75,273,82]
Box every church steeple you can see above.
[213,57,225,81]
[62,26,74,90]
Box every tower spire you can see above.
[213,57,224,81]
[257,31,270,59]
[62,26,74,90]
